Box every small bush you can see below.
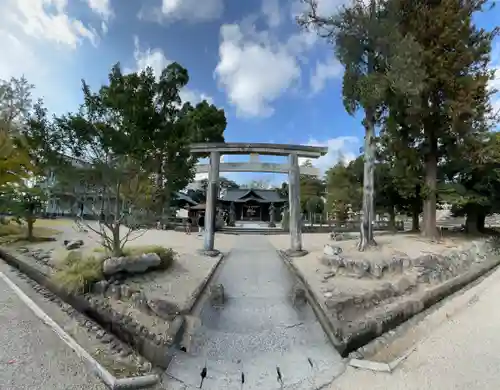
[122,245,176,270]
[52,253,104,294]
[0,223,22,237]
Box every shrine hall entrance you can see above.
[190,142,327,254]
[242,200,264,221]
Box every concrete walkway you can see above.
[329,265,500,390]
[0,263,106,390]
[165,235,344,389]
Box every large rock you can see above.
[64,239,84,250]
[324,244,342,257]
[102,253,161,276]
[147,298,181,320]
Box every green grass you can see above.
[52,251,104,294]
[0,221,59,245]
[53,244,177,294]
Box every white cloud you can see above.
[299,136,360,173]
[139,0,224,23]
[180,89,214,106]
[215,24,302,117]
[262,0,282,28]
[0,0,105,113]
[310,56,343,94]
[214,0,346,118]
[130,36,215,107]
[2,0,99,49]
[85,0,113,21]
[0,31,40,80]
[85,0,113,33]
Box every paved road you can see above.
[165,235,344,389]
[0,263,106,390]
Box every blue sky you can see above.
[1,0,498,186]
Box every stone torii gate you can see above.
[190,143,328,256]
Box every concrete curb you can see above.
[278,248,500,360]
[277,250,345,354]
[0,271,159,390]
[349,344,417,373]
[185,253,226,313]
[160,253,226,367]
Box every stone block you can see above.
[324,244,342,256]
[209,284,225,306]
[64,240,84,250]
[291,283,307,306]
[92,280,109,295]
[391,277,413,295]
[147,298,181,320]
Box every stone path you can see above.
[164,235,344,389]
[0,262,106,390]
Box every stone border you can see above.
[0,271,159,390]
[277,250,345,354]
[349,257,500,371]
[184,253,225,313]
[0,248,225,373]
[278,248,500,358]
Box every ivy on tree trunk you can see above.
[359,112,377,251]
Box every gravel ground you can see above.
[0,263,106,390]
[329,265,500,390]
[32,218,237,256]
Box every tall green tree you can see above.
[201,176,239,193]
[300,160,326,211]
[441,131,500,233]
[387,0,498,239]
[0,76,34,134]
[99,63,226,216]
[0,77,36,193]
[298,0,425,250]
[25,62,226,254]
[326,159,361,221]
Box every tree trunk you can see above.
[465,210,479,234]
[27,217,34,241]
[112,225,121,257]
[465,208,486,234]
[422,133,439,240]
[358,111,377,251]
[388,206,396,231]
[477,213,486,232]
[411,209,419,231]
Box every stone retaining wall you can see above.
[0,248,184,369]
[321,240,490,281]
[280,238,500,357]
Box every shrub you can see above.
[0,223,22,237]
[52,252,104,294]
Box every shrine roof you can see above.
[219,189,286,203]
